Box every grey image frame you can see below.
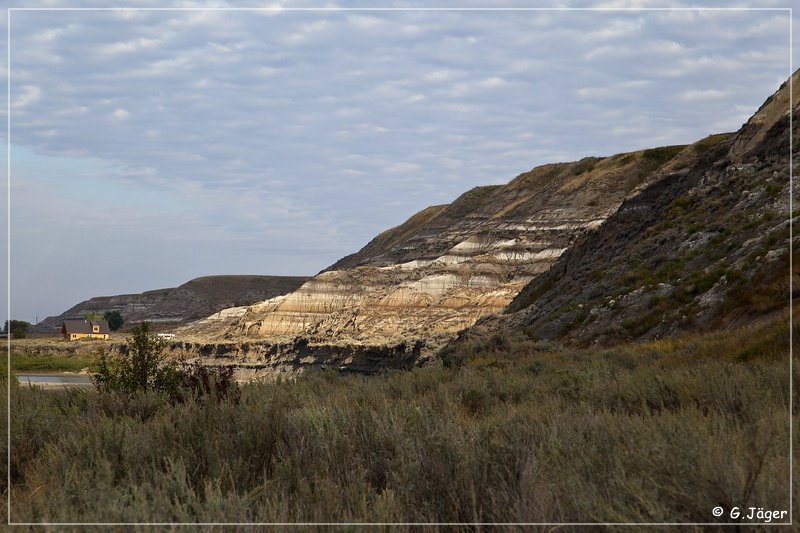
[5,4,794,527]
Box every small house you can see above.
[61,319,111,341]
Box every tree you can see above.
[3,320,31,339]
[91,321,240,405]
[103,310,124,331]
[92,322,180,400]
[84,311,100,321]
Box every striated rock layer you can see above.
[180,142,706,348]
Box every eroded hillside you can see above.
[181,137,709,351]
[453,70,798,348]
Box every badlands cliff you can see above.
[451,69,798,350]
[180,138,707,351]
[179,71,797,376]
[33,73,796,379]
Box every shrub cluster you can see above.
[2,317,794,525]
[92,322,239,405]
[92,322,181,401]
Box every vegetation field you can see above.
[2,352,95,374]
[1,315,795,529]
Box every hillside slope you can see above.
[181,133,710,349]
[32,275,309,334]
[454,70,798,348]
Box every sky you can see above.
[0,0,796,325]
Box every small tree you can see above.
[3,320,31,339]
[92,322,241,406]
[103,310,124,331]
[92,322,180,401]
[84,311,100,321]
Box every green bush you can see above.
[692,133,729,154]
[92,322,181,402]
[103,310,124,331]
[571,157,598,175]
[617,153,636,165]
[91,322,241,407]
[3,320,30,339]
[642,144,685,163]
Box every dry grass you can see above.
[0,316,795,528]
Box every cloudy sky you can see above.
[1,0,795,324]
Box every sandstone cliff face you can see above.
[181,141,705,348]
[33,275,309,333]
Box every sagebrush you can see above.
[2,316,795,528]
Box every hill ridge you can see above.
[32,275,309,333]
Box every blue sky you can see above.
[1,0,795,324]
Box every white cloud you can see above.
[98,37,164,56]
[166,9,224,29]
[113,8,146,21]
[576,80,650,100]
[285,19,331,44]
[12,85,41,109]
[257,66,279,77]
[3,6,794,322]
[54,106,88,116]
[31,27,65,42]
[585,39,684,60]
[399,24,423,36]
[130,54,194,76]
[678,89,728,102]
[424,69,460,82]
[507,58,546,74]
[581,17,645,42]
[477,76,508,89]
[347,15,385,31]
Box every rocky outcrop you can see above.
[14,335,431,382]
[453,69,799,348]
[135,337,430,380]
[729,74,794,161]
[33,275,309,333]
[180,139,706,351]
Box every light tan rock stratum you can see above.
[179,142,704,346]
